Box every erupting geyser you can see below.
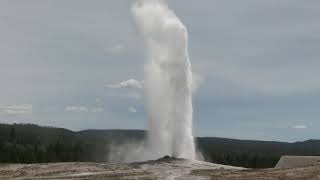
[132,0,196,160]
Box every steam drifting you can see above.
[108,0,197,162]
[132,0,196,159]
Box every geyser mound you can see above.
[132,0,196,160]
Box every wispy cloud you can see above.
[65,106,104,113]
[107,76,202,92]
[65,106,88,113]
[128,106,137,113]
[292,125,308,129]
[107,79,144,89]
[0,104,32,115]
[106,44,125,54]
[90,107,104,113]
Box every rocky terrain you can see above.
[0,156,320,179]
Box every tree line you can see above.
[0,123,319,168]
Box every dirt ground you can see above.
[0,158,319,180]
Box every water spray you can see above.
[132,0,196,160]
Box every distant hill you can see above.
[0,123,319,168]
[197,137,320,168]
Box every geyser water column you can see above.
[132,0,196,160]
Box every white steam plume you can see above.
[132,0,196,160]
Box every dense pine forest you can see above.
[0,123,319,168]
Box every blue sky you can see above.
[0,0,319,142]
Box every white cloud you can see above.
[107,79,144,89]
[65,106,89,113]
[90,107,104,113]
[65,106,104,113]
[106,44,125,54]
[107,74,202,93]
[0,104,33,115]
[122,92,143,100]
[128,106,137,113]
[292,125,308,129]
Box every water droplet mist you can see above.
[132,0,196,160]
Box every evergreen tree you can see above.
[9,127,16,142]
